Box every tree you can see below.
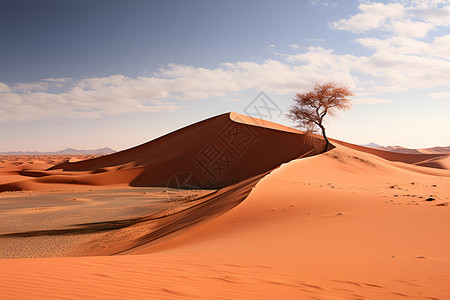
[286,81,353,152]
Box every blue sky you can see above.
[1,0,449,151]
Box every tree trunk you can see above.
[318,110,329,152]
[319,125,330,153]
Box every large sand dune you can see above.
[1,112,449,299]
[0,112,323,192]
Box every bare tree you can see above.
[286,81,353,152]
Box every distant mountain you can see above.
[0,147,116,156]
[361,143,450,154]
[361,142,382,148]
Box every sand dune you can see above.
[0,113,322,193]
[420,146,450,154]
[1,112,449,299]
[332,139,450,170]
[372,145,450,155]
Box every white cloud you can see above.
[12,82,49,92]
[0,75,180,122]
[3,32,449,122]
[0,55,360,122]
[332,2,405,33]
[306,38,325,42]
[403,0,450,9]
[329,1,450,93]
[42,77,70,82]
[390,20,433,38]
[226,94,245,102]
[354,51,450,91]
[309,0,337,7]
[432,34,450,60]
[290,43,299,49]
[356,33,450,60]
[428,91,450,98]
[412,6,450,26]
[0,82,10,93]
[0,90,179,122]
[332,1,450,37]
[9,78,73,92]
[324,1,337,7]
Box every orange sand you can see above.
[1,112,449,299]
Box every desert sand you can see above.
[1,112,449,299]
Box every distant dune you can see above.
[0,147,116,156]
[362,143,450,155]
